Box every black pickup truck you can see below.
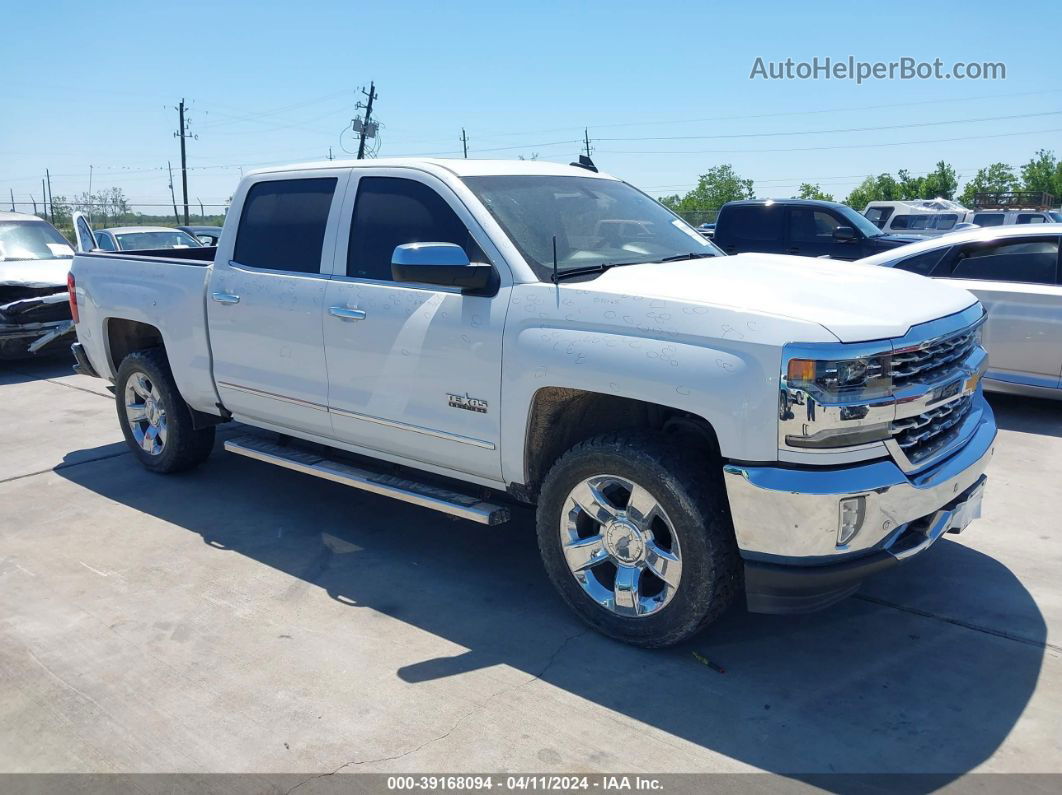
[712,198,924,260]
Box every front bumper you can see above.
[723,398,996,613]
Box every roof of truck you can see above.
[248,157,617,180]
[859,222,1062,265]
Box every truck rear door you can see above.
[206,170,350,436]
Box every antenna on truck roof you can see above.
[570,155,598,173]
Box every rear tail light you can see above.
[67,272,79,324]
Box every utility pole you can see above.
[167,161,180,225]
[327,147,335,161]
[583,128,593,159]
[9,189,14,211]
[46,168,54,223]
[198,198,204,221]
[356,81,377,159]
[30,193,37,215]
[461,128,469,159]
[41,180,46,217]
[176,99,190,224]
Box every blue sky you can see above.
[2,0,1059,211]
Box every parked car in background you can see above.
[178,225,224,245]
[697,223,715,239]
[860,224,1062,398]
[0,211,75,359]
[966,209,1062,227]
[713,198,923,260]
[92,226,203,252]
[68,157,995,647]
[863,199,970,236]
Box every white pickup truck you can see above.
[68,158,996,647]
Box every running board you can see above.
[224,434,510,525]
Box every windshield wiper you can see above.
[654,252,717,262]
[550,260,644,283]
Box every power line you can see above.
[597,126,1062,155]
[595,111,1062,143]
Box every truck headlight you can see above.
[785,354,893,401]
[781,351,894,449]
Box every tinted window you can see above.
[95,233,116,251]
[894,248,948,275]
[972,213,1004,227]
[116,230,202,250]
[720,205,783,242]
[931,214,958,230]
[864,207,893,228]
[1017,213,1047,224]
[235,178,337,273]
[789,209,840,242]
[347,177,484,281]
[949,239,1059,284]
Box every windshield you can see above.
[835,204,888,237]
[115,230,203,250]
[0,220,74,261]
[462,175,722,279]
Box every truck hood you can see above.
[0,258,71,289]
[584,253,977,343]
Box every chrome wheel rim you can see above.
[124,371,167,456]
[559,474,682,618]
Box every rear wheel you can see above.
[115,349,214,473]
[536,433,739,647]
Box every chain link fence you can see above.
[672,209,720,227]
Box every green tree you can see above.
[844,173,902,209]
[796,183,834,201]
[959,162,1020,206]
[658,164,754,215]
[920,161,959,200]
[1020,149,1060,198]
[897,169,924,199]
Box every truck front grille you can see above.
[891,394,973,466]
[891,328,978,388]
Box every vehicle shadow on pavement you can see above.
[55,440,1046,788]
[0,354,77,386]
[988,392,1062,438]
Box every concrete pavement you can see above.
[1,357,1060,780]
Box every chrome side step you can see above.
[224,434,510,525]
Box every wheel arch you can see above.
[515,386,721,502]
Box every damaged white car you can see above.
[0,211,75,360]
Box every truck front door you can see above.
[207,171,348,436]
[322,171,507,482]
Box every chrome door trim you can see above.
[211,291,240,304]
[329,406,496,450]
[216,381,329,412]
[218,381,497,449]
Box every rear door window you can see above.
[234,178,338,273]
[946,238,1060,284]
[721,205,783,242]
[972,213,1004,227]
[346,177,485,281]
[893,248,949,276]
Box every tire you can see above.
[115,348,215,474]
[536,432,739,647]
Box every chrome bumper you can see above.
[722,396,996,562]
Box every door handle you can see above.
[212,291,240,305]
[329,306,367,321]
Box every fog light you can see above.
[838,496,866,547]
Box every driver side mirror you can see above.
[833,226,859,242]
[391,243,493,292]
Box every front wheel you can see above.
[115,349,215,474]
[536,433,739,647]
